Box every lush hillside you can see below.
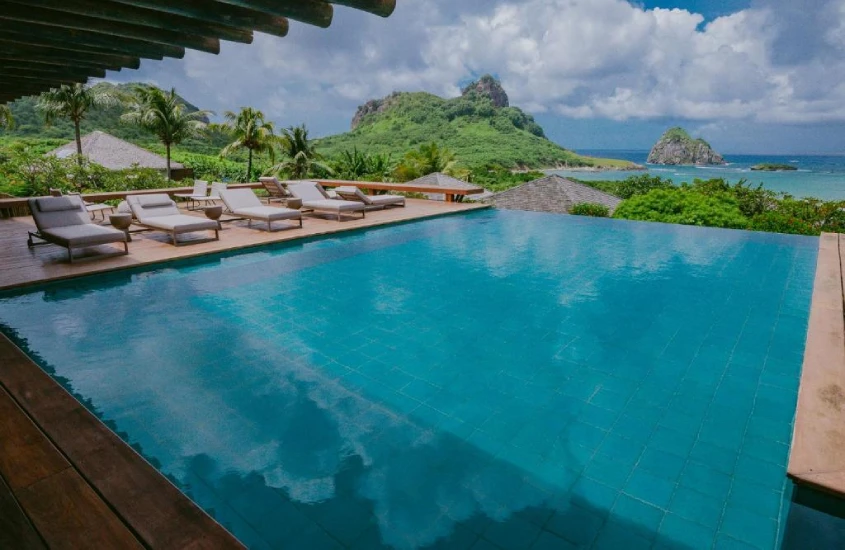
[317,76,636,170]
[3,82,229,155]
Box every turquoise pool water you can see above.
[0,210,818,549]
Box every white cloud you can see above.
[115,0,845,136]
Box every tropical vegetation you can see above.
[571,203,611,217]
[0,105,14,130]
[121,86,211,179]
[220,107,276,182]
[36,83,118,165]
[577,175,845,235]
[270,124,332,179]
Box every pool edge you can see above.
[0,331,246,549]
[788,232,845,497]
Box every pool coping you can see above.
[788,232,845,497]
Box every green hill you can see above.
[317,75,636,170]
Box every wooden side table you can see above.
[203,205,224,228]
[109,213,133,242]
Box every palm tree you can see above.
[220,107,276,182]
[271,124,332,179]
[122,86,211,180]
[0,104,14,130]
[36,83,117,165]
[405,142,457,175]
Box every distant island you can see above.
[647,127,726,166]
[317,75,639,171]
[751,163,798,171]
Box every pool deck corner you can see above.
[788,232,845,496]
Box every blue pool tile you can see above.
[720,505,778,549]
[713,533,760,550]
[648,427,696,460]
[727,480,782,521]
[658,513,717,548]
[669,487,723,529]
[578,404,619,431]
[689,440,738,475]
[734,454,787,488]
[570,476,618,511]
[593,519,652,550]
[680,461,733,501]
[623,470,676,510]
[582,454,632,490]
[598,433,645,464]
[611,494,665,535]
[482,515,542,550]
[637,448,686,482]
[545,504,604,546]
[530,531,576,550]
[740,436,789,467]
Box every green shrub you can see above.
[571,203,610,217]
[613,189,748,229]
[748,211,817,235]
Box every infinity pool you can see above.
[0,210,818,549]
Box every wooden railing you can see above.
[0,178,484,218]
[316,179,483,203]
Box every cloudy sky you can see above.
[108,0,845,154]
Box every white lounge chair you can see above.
[219,189,302,231]
[173,180,210,210]
[334,186,405,210]
[288,182,366,221]
[49,188,115,221]
[126,194,219,246]
[27,195,128,263]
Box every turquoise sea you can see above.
[554,150,845,201]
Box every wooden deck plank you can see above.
[0,386,69,491]
[0,199,487,291]
[16,468,144,550]
[0,471,46,550]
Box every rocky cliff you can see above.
[461,74,509,108]
[647,127,726,165]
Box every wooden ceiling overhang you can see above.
[0,0,397,103]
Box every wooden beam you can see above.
[0,72,86,85]
[8,0,254,45]
[0,64,107,81]
[112,0,289,38]
[0,3,222,54]
[0,23,184,60]
[218,0,334,28]
[0,43,135,71]
[331,0,396,18]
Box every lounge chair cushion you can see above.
[233,206,302,222]
[220,188,262,210]
[28,196,91,230]
[127,194,181,219]
[36,196,80,212]
[288,183,365,213]
[335,186,405,207]
[43,224,127,247]
[138,214,219,233]
[136,195,174,208]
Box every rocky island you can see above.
[647,127,726,165]
[751,163,798,171]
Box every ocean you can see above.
[552,150,845,201]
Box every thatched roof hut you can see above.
[46,131,191,179]
[486,174,621,214]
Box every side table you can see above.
[203,205,224,228]
[109,213,133,242]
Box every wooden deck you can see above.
[0,199,487,291]
[0,199,487,548]
[789,233,845,496]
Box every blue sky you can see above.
[111,0,845,154]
